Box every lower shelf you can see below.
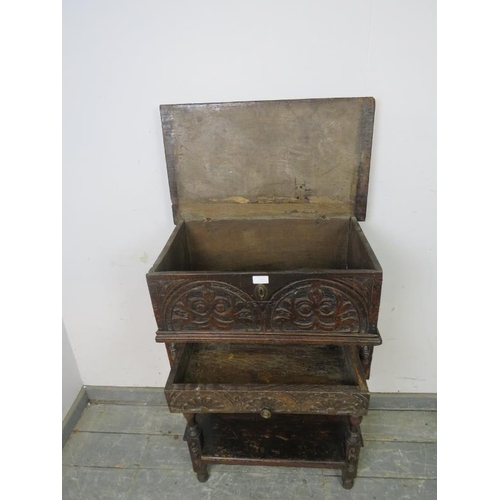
[194,413,354,469]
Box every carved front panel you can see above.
[149,276,374,334]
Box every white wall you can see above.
[63,0,436,392]
[62,321,83,418]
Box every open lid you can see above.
[160,97,375,223]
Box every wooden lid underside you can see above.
[160,97,375,222]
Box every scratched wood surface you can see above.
[178,344,356,385]
[63,398,437,500]
[160,98,375,222]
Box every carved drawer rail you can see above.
[166,386,370,417]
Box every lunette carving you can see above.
[268,279,370,332]
[165,281,263,331]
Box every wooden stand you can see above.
[182,413,362,489]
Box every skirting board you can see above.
[62,386,437,446]
[84,386,437,410]
[62,386,89,447]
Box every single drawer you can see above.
[164,343,370,417]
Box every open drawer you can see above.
[165,343,370,417]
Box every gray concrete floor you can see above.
[62,397,436,499]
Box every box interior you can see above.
[154,218,378,272]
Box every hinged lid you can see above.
[160,97,375,222]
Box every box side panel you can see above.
[148,222,188,272]
[348,218,382,271]
[348,218,382,330]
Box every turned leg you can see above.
[165,342,181,367]
[183,413,209,482]
[342,416,362,489]
[359,345,374,380]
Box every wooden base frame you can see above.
[182,413,364,489]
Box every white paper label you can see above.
[252,275,269,284]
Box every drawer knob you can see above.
[260,408,272,419]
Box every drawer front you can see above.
[148,274,381,341]
[165,388,370,417]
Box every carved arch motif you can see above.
[268,279,369,332]
[164,281,263,331]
